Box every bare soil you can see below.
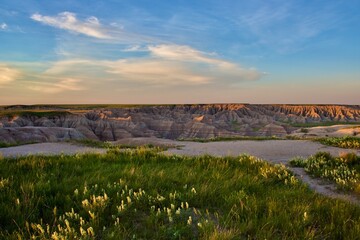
[0,142,106,158]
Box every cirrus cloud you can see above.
[31,12,111,39]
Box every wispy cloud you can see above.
[0,44,261,95]
[0,61,84,93]
[31,11,158,44]
[0,64,21,86]
[106,59,211,85]
[147,44,262,82]
[122,45,147,52]
[148,45,218,63]
[28,78,84,93]
[31,12,112,39]
[27,11,263,91]
[0,23,8,30]
[39,44,262,86]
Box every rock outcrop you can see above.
[0,104,359,143]
[0,127,85,144]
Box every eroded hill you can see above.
[0,104,359,144]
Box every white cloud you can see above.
[122,45,146,52]
[147,44,262,82]
[0,62,84,93]
[28,78,84,93]
[37,44,262,87]
[106,59,211,85]
[32,44,262,87]
[1,44,262,95]
[0,64,21,85]
[31,12,111,39]
[43,59,94,75]
[148,44,220,64]
[0,23,7,30]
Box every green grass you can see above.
[1,149,360,239]
[0,110,71,118]
[178,136,282,142]
[0,141,38,149]
[315,136,360,149]
[290,152,360,193]
[69,139,116,149]
[1,104,176,111]
[0,142,13,148]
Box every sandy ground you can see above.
[0,142,106,158]
[291,124,360,138]
[1,138,359,205]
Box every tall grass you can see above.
[316,136,360,149]
[290,152,360,193]
[0,149,360,239]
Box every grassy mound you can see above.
[1,149,360,239]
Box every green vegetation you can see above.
[70,139,116,149]
[71,139,166,150]
[0,142,12,148]
[0,141,38,149]
[0,110,71,118]
[316,136,360,149]
[1,104,175,111]
[300,128,309,133]
[1,149,360,239]
[52,104,158,110]
[290,152,360,193]
[290,121,360,128]
[179,136,282,142]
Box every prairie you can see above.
[1,148,360,239]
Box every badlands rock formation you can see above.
[0,104,359,144]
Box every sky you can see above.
[0,0,359,104]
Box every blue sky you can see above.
[0,0,359,104]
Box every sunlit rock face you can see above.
[0,104,359,143]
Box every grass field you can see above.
[1,148,360,239]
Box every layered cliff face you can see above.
[0,104,359,144]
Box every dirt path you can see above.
[1,139,359,205]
